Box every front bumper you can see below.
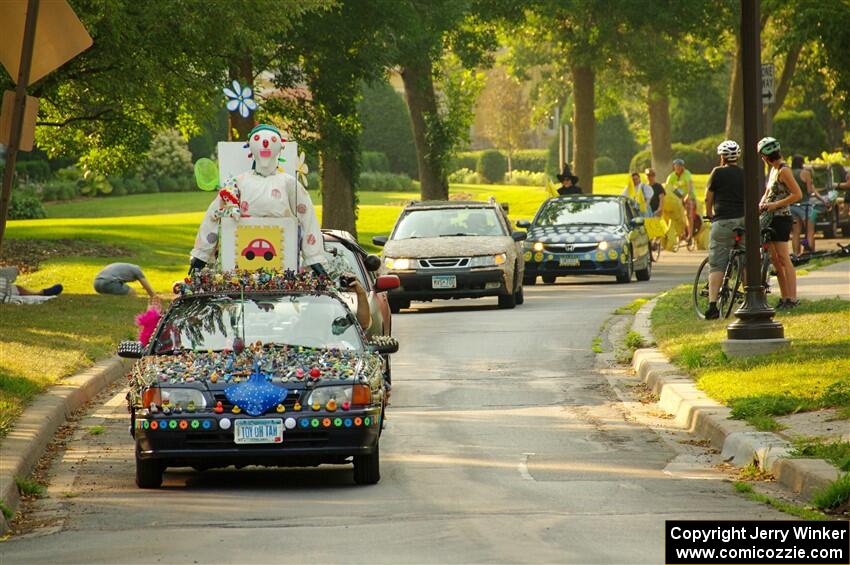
[523,248,627,277]
[388,268,506,300]
[134,409,381,466]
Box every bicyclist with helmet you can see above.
[758,137,803,309]
[703,140,745,319]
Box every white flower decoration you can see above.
[296,151,309,187]
[223,80,258,118]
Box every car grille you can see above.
[212,390,302,413]
[418,257,470,269]
[543,243,598,253]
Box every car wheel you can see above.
[541,274,556,284]
[353,441,381,485]
[523,274,537,286]
[245,251,255,260]
[514,284,524,305]
[616,248,633,283]
[135,449,163,489]
[498,290,517,309]
[263,251,273,261]
[635,253,651,281]
[388,298,409,313]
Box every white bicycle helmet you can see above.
[757,136,781,156]
[717,140,741,161]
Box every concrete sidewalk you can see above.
[797,259,849,300]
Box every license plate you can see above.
[432,275,457,289]
[234,418,283,444]
[559,257,580,267]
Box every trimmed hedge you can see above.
[9,190,46,219]
[477,150,507,184]
[358,171,414,191]
[630,143,713,175]
[774,110,828,159]
[692,134,726,171]
[453,149,548,174]
[594,156,618,175]
[362,151,390,172]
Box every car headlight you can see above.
[305,385,353,406]
[384,257,413,270]
[159,387,207,409]
[532,242,544,252]
[469,253,507,268]
[598,240,609,250]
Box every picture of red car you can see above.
[241,238,277,261]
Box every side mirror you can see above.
[372,235,388,247]
[630,217,645,227]
[364,254,382,272]
[368,336,399,354]
[375,275,400,292]
[511,231,527,242]
[516,220,531,229]
[118,340,145,359]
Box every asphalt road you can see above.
[3,250,789,564]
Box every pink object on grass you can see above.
[135,308,162,346]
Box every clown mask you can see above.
[249,126,283,176]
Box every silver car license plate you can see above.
[234,418,283,444]
[432,275,457,289]
[559,258,580,267]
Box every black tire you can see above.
[498,290,517,309]
[616,247,633,283]
[635,253,651,281]
[842,221,850,237]
[388,297,408,314]
[514,285,524,305]
[245,251,255,260]
[353,441,380,485]
[693,257,711,319]
[720,254,744,319]
[541,274,556,284]
[523,275,537,286]
[263,251,273,261]
[135,450,163,489]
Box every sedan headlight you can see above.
[305,385,353,406]
[598,240,609,250]
[384,257,413,270]
[159,387,207,409]
[532,242,544,252]
[469,253,507,268]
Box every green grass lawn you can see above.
[651,285,850,430]
[0,172,711,439]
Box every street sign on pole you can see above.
[761,63,775,105]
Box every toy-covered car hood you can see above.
[383,236,513,258]
[129,345,381,396]
[526,224,628,244]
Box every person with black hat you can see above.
[556,166,582,195]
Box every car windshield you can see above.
[152,294,363,354]
[535,199,622,226]
[392,207,505,239]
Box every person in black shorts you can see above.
[644,168,666,216]
[757,137,803,309]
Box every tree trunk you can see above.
[228,56,254,141]
[320,151,357,237]
[725,37,744,143]
[647,82,673,179]
[571,65,595,194]
[507,147,513,178]
[401,54,448,200]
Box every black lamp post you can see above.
[726,0,785,342]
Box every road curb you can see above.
[630,300,840,502]
[0,355,131,535]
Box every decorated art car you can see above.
[122,269,397,488]
[372,200,527,311]
[519,195,652,284]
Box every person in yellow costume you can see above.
[621,172,654,216]
[660,177,689,251]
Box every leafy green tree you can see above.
[595,113,638,174]
[358,81,418,177]
[476,67,531,176]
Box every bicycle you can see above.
[692,221,773,319]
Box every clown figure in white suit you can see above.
[189,124,327,274]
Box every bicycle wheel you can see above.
[720,254,744,318]
[761,252,772,296]
[692,257,711,319]
[650,239,662,262]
